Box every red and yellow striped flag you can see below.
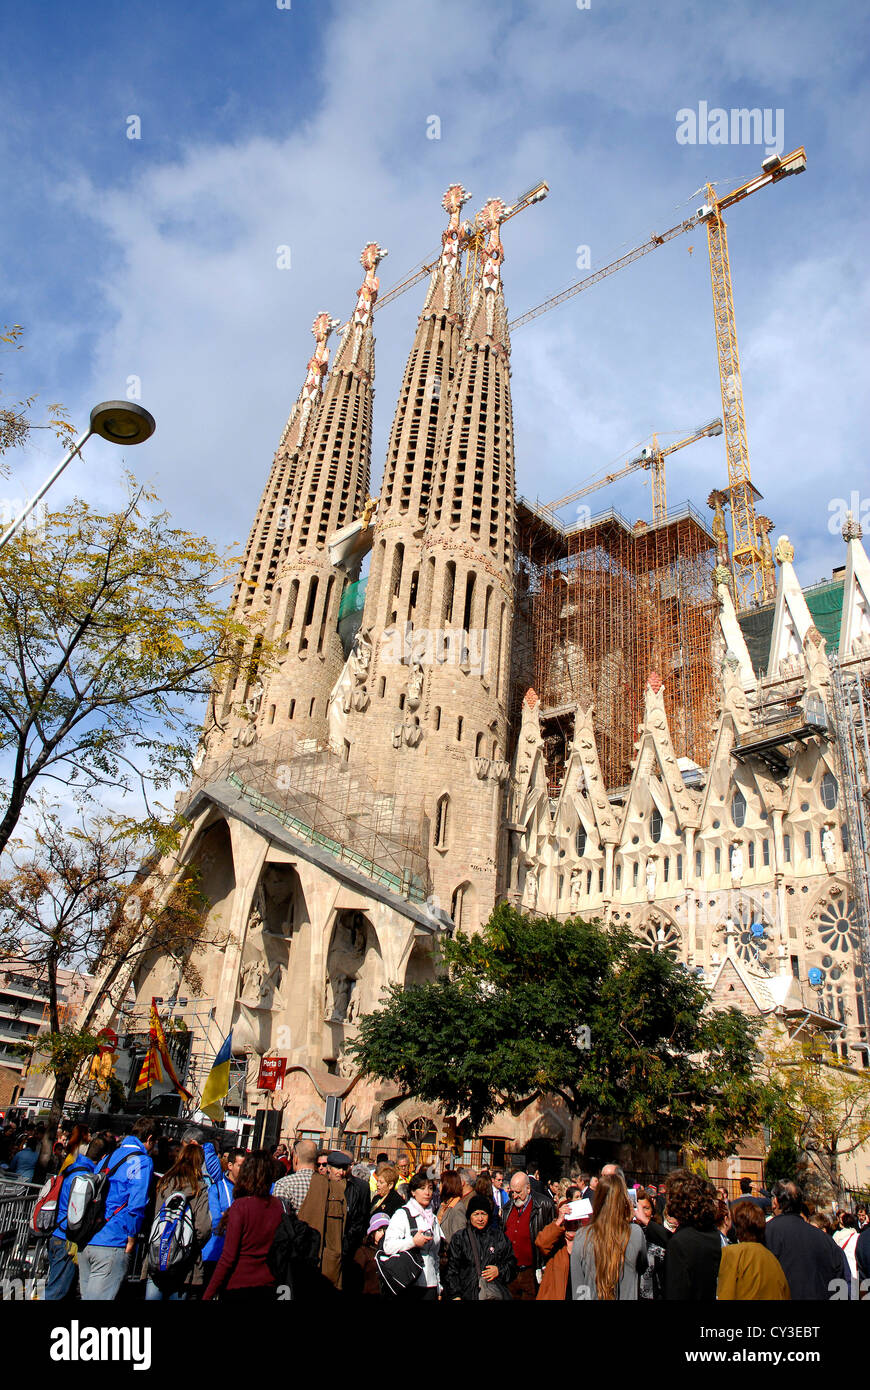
[150,999,193,1101]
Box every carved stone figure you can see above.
[350,630,373,684]
[525,867,538,910]
[822,824,836,872]
[245,680,264,718]
[645,858,657,902]
[730,842,744,886]
[569,868,582,911]
[407,657,424,710]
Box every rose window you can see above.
[637,919,680,957]
[817,897,859,954]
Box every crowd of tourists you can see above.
[4,1114,867,1303]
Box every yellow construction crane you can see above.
[545,418,723,523]
[509,149,806,607]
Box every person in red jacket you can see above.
[203,1151,283,1302]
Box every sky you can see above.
[2,0,868,601]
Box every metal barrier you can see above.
[0,1180,48,1294]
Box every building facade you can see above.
[88,187,870,1170]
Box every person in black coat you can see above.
[445,1196,517,1300]
[765,1181,846,1300]
[663,1170,722,1301]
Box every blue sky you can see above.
[2,0,868,595]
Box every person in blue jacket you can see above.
[77,1117,156,1301]
[44,1135,109,1301]
[202,1140,246,1285]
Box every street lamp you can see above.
[0,399,156,552]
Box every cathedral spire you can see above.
[280,311,341,453]
[229,311,340,624]
[465,197,510,353]
[331,241,388,380]
[421,182,471,323]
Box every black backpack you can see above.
[65,1152,137,1250]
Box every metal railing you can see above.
[0,1180,48,1293]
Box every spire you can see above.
[331,241,388,380]
[231,311,339,619]
[421,182,471,322]
[465,197,510,353]
[280,311,341,454]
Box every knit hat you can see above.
[367,1213,390,1235]
[466,1195,493,1220]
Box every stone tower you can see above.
[210,311,340,749]
[415,197,517,926]
[222,242,387,752]
[339,186,471,764]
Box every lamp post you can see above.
[0,400,156,552]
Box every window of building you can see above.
[695,849,702,878]
[615,864,622,889]
[842,823,850,853]
[763,838,770,866]
[748,841,755,869]
[650,808,663,843]
[663,857,670,882]
[714,847,721,874]
[598,867,605,892]
[676,855,683,880]
[731,789,747,828]
[433,706,441,731]
[308,697,316,717]
[434,795,449,849]
[804,830,813,860]
[791,955,800,979]
[820,771,839,810]
[288,699,295,720]
[632,862,639,887]
[457,716,463,742]
[784,834,791,862]
[378,676,386,697]
[576,825,586,858]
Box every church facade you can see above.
[90,186,870,1172]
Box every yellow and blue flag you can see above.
[200,1032,233,1121]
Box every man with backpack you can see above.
[43,1136,109,1301]
[74,1117,156,1300]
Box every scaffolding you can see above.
[516,498,718,790]
[185,731,432,905]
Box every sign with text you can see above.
[258,1056,287,1091]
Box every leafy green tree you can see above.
[0,484,260,855]
[351,904,770,1158]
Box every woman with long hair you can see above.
[203,1150,284,1302]
[145,1139,212,1301]
[436,1170,467,1246]
[570,1173,647,1300]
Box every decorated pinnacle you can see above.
[843,510,864,542]
[442,183,471,228]
[773,534,795,565]
[352,242,389,328]
[305,312,341,387]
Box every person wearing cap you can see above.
[299,1149,370,1294]
[444,1195,516,1300]
[354,1212,391,1296]
[535,1196,593,1300]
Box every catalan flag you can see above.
[150,998,193,1101]
[135,1042,163,1092]
[199,1031,233,1122]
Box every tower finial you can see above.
[466,196,509,345]
[292,312,340,449]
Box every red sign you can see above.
[97,1027,118,1055]
[258,1057,287,1091]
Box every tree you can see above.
[351,904,770,1158]
[0,324,74,462]
[763,1025,870,1197]
[0,484,259,856]
[0,804,217,1134]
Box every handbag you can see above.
[468,1226,512,1301]
[375,1212,426,1296]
